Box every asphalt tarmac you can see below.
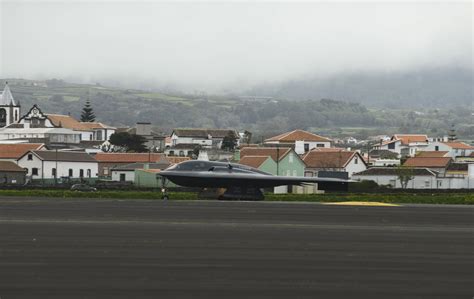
[0,197,472,299]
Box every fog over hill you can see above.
[246,67,473,108]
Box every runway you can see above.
[0,197,472,298]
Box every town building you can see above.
[93,152,168,177]
[403,157,452,175]
[0,161,27,185]
[238,146,306,193]
[301,149,367,178]
[0,82,21,128]
[422,141,474,158]
[111,162,170,182]
[170,128,239,149]
[0,143,46,162]
[374,134,429,157]
[17,150,98,182]
[238,156,277,174]
[353,165,474,189]
[264,130,332,154]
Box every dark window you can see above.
[32,168,38,176]
[354,158,358,164]
[52,168,56,177]
[69,169,73,177]
[187,151,193,156]
[179,151,185,157]
[169,150,175,156]
[316,144,325,148]
[435,146,439,151]
[388,143,395,150]
[27,154,33,160]
[24,168,28,174]
[120,173,126,182]
[79,169,84,177]
[304,143,310,152]
[87,169,91,178]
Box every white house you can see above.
[264,130,332,154]
[374,134,429,157]
[301,149,367,178]
[17,150,98,180]
[422,141,474,158]
[170,128,239,149]
[353,165,474,189]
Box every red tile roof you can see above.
[240,147,292,162]
[403,157,452,168]
[265,130,331,143]
[94,153,167,163]
[0,161,27,172]
[0,143,45,159]
[239,156,272,168]
[416,151,449,158]
[441,142,474,149]
[393,134,428,145]
[46,114,115,131]
[302,150,361,168]
[166,156,191,164]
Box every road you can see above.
[0,197,472,298]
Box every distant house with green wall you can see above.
[238,147,307,193]
[238,147,305,176]
[238,156,277,174]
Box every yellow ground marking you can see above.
[324,201,400,207]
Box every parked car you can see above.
[70,184,97,192]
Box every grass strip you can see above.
[0,190,472,205]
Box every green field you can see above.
[0,190,472,205]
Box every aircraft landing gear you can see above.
[160,177,169,200]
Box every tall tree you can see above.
[80,98,96,122]
[109,132,148,153]
[221,131,238,151]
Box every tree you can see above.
[396,166,414,189]
[243,130,252,145]
[109,132,147,152]
[221,131,238,151]
[80,98,96,122]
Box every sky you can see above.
[0,0,472,92]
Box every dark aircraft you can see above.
[159,160,351,200]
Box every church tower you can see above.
[0,82,21,128]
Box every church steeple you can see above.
[0,82,17,106]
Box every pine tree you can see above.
[80,99,96,122]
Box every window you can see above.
[52,168,56,177]
[169,150,175,156]
[388,143,395,150]
[27,154,33,161]
[425,180,430,188]
[32,168,38,176]
[289,154,293,163]
[69,169,73,177]
[286,170,291,176]
[79,169,84,177]
[354,158,358,164]
[87,169,91,178]
[103,167,109,175]
[292,170,297,177]
[304,143,310,152]
[24,168,28,174]
[179,151,185,157]
[435,146,439,151]
[316,144,325,148]
[120,173,126,182]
